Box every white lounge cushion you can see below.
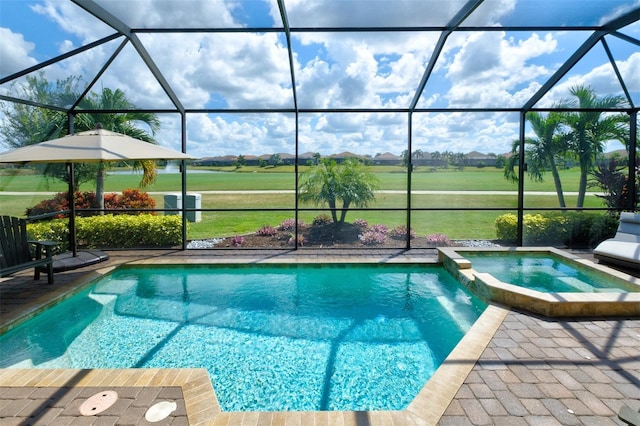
[616,212,640,239]
[593,212,640,267]
[593,240,640,263]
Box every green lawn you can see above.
[1,166,608,241]
[0,165,595,193]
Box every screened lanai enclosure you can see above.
[0,0,638,250]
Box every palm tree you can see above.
[562,85,628,208]
[432,151,442,167]
[0,74,160,197]
[504,111,567,207]
[76,88,161,210]
[299,158,379,224]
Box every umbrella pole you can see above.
[67,162,78,257]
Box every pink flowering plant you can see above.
[368,224,389,235]
[389,225,416,240]
[278,218,304,231]
[358,230,387,245]
[353,218,369,227]
[256,225,278,236]
[426,233,451,247]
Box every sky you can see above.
[1,0,639,158]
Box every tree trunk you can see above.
[577,166,588,208]
[328,198,338,223]
[96,163,105,213]
[548,159,566,208]
[339,200,351,223]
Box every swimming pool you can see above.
[460,251,639,293]
[0,263,486,412]
[439,247,640,317]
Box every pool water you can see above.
[0,264,486,412]
[463,252,639,293]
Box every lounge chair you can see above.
[0,216,56,284]
[593,212,640,270]
[619,404,640,426]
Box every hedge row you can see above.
[495,212,619,247]
[26,189,156,218]
[27,214,183,250]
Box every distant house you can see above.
[465,151,497,167]
[258,152,296,165]
[243,155,259,166]
[194,155,237,166]
[373,152,402,166]
[194,150,503,168]
[330,151,372,163]
[299,152,318,164]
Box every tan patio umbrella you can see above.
[0,125,194,260]
[0,127,193,163]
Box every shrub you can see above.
[288,234,307,246]
[494,212,618,247]
[389,225,415,240]
[495,213,565,245]
[426,233,450,247]
[523,214,564,245]
[563,212,618,247]
[113,189,156,213]
[278,218,304,231]
[26,192,74,218]
[28,214,182,249]
[26,219,69,254]
[256,225,278,236]
[495,214,518,243]
[369,224,389,235]
[359,230,387,245]
[353,218,369,227]
[312,214,333,225]
[231,235,244,247]
[26,189,156,218]
[75,214,182,248]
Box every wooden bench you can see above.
[0,216,57,284]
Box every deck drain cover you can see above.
[145,401,177,422]
[79,390,118,416]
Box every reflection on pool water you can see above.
[0,264,486,412]
[461,252,639,293]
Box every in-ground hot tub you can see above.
[439,247,640,317]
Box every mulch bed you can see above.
[208,222,459,249]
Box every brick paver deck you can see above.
[1,249,638,425]
[0,385,187,425]
[439,311,640,425]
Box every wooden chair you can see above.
[0,216,57,284]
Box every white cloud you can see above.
[294,31,440,109]
[183,33,293,108]
[185,113,297,157]
[618,51,640,92]
[0,28,38,77]
[284,0,469,27]
[33,0,237,39]
[462,0,517,26]
[31,0,113,44]
[2,0,637,159]
[538,51,640,107]
[444,31,557,107]
[598,0,640,26]
[413,111,519,154]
